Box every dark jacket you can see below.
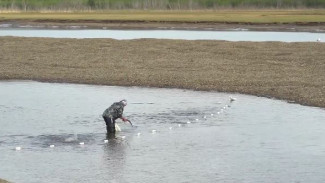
[102,101,125,120]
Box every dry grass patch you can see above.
[0,37,324,108]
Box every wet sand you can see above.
[1,36,324,108]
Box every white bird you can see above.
[186,121,191,124]
[15,147,21,151]
[152,130,157,133]
[178,124,182,127]
[121,136,126,139]
[195,119,199,121]
[50,145,55,148]
[203,116,207,119]
[317,38,321,42]
[137,133,141,136]
[230,96,236,102]
[211,113,214,116]
[104,140,108,143]
[79,142,85,145]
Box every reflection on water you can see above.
[102,135,129,182]
[0,81,325,183]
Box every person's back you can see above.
[102,99,128,134]
[102,102,124,120]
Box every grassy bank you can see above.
[0,37,324,108]
[1,10,325,24]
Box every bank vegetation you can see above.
[1,10,325,26]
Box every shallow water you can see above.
[0,81,325,183]
[0,29,325,42]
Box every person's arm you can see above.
[116,103,132,126]
[115,104,128,122]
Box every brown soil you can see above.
[0,37,325,108]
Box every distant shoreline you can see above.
[2,19,325,33]
[1,10,325,32]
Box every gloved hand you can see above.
[121,117,128,122]
[121,117,133,127]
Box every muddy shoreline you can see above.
[2,19,325,32]
[1,36,324,108]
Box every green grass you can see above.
[1,10,325,23]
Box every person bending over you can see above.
[102,99,129,134]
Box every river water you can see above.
[0,81,325,183]
[0,29,325,42]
